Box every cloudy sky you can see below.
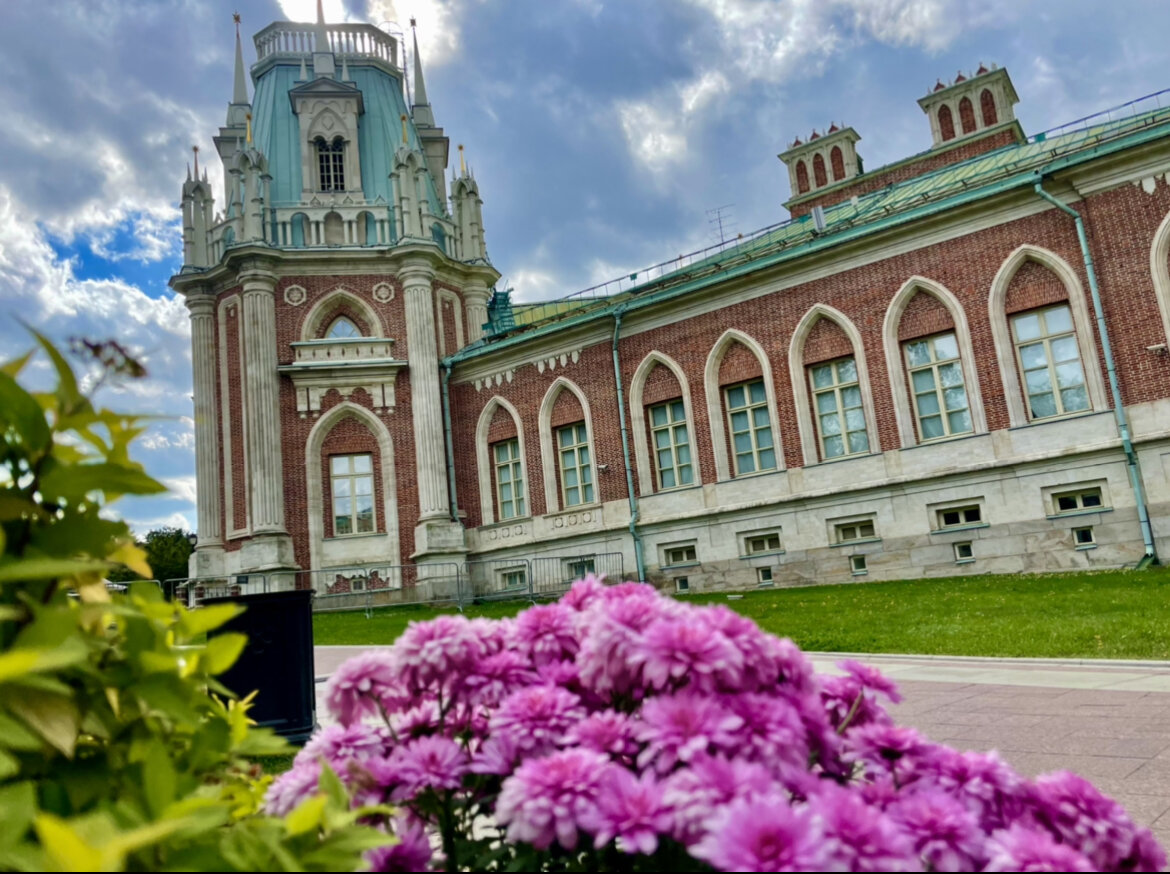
[2,0,1169,536]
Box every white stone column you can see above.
[186,292,223,576]
[240,264,287,535]
[402,262,451,522]
[464,281,491,344]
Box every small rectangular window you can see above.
[563,556,596,582]
[664,545,697,566]
[649,400,694,490]
[810,357,870,459]
[954,542,974,561]
[1073,526,1096,547]
[1052,488,1105,515]
[756,567,774,586]
[675,577,690,593]
[330,453,375,536]
[500,569,527,590]
[745,532,782,555]
[850,554,868,575]
[557,422,594,507]
[836,520,877,544]
[937,505,982,529]
[493,438,526,520]
[725,380,776,475]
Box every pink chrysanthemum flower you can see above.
[365,816,434,872]
[662,754,777,845]
[469,733,520,776]
[630,615,743,692]
[636,691,744,772]
[922,748,1024,829]
[984,823,1094,872]
[489,685,585,756]
[846,723,937,782]
[460,649,535,708]
[389,700,441,740]
[263,762,320,816]
[839,659,904,703]
[723,692,810,772]
[581,767,672,854]
[392,614,483,693]
[294,722,387,772]
[496,748,614,850]
[322,649,399,725]
[513,603,580,666]
[888,790,985,872]
[370,735,468,801]
[808,784,919,872]
[563,710,638,759]
[560,574,607,611]
[692,793,828,872]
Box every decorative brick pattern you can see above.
[802,317,854,365]
[898,292,956,341]
[1004,259,1072,314]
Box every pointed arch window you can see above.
[904,333,973,440]
[316,136,346,192]
[810,358,869,459]
[326,317,361,339]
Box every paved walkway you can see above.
[314,647,1170,843]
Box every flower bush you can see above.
[277,577,1166,872]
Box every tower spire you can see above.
[232,13,248,105]
[411,18,429,107]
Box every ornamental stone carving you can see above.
[283,284,307,306]
[372,282,395,303]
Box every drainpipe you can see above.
[440,362,460,523]
[1034,180,1157,563]
[611,309,648,581]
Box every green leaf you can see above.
[0,349,33,378]
[33,814,105,872]
[31,329,82,414]
[316,761,349,811]
[285,794,327,837]
[0,371,51,456]
[40,461,166,503]
[0,557,109,585]
[0,710,44,751]
[0,748,18,780]
[0,781,36,846]
[178,603,244,639]
[203,633,248,675]
[0,643,87,685]
[9,690,79,757]
[141,740,177,819]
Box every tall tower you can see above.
[172,9,498,583]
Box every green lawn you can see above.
[312,570,1170,660]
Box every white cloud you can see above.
[162,476,198,506]
[508,268,561,302]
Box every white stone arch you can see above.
[475,396,529,525]
[704,329,784,481]
[301,287,385,340]
[305,402,399,572]
[1149,208,1170,347]
[789,303,880,466]
[307,109,346,144]
[538,377,597,513]
[882,276,988,446]
[629,351,702,493]
[436,288,465,355]
[988,244,1108,426]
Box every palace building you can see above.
[174,7,1170,597]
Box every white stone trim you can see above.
[305,402,399,573]
[475,396,529,526]
[629,351,702,493]
[538,377,597,513]
[882,276,988,447]
[703,329,784,481]
[301,286,386,340]
[218,293,249,538]
[436,288,465,355]
[1149,207,1170,346]
[988,244,1108,426]
[789,304,880,467]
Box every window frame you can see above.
[648,399,694,491]
[810,356,870,460]
[324,316,361,339]
[562,556,596,583]
[936,504,984,531]
[316,136,346,192]
[953,541,974,563]
[492,438,527,520]
[903,332,973,442]
[662,544,698,568]
[1011,304,1091,422]
[329,453,376,537]
[744,531,783,556]
[1050,487,1106,516]
[556,421,595,508]
[498,567,528,591]
[835,519,877,545]
[756,566,774,586]
[1073,526,1096,548]
[850,554,868,575]
[724,379,777,476]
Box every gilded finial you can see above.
[245,112,253,145]
[192,145,200,177]
[458,144,466,175]
[400,113,408,144]
[233,12,241,30]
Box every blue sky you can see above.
[2,0,1170,536]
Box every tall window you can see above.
[649,400,693,490]
[725,380,776,475]
[811,357,868,459]
[493,439,526,519]
[904,332,972,440]
[331,454,374,536]
[326,317,360,339]
[557,423,594,507]
[317,137,345,191]
[1011,304,1089,420]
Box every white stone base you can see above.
[239,533,299,572]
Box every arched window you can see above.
[704,331,783,481]
[830,146,845,181]
[326,317,360,339]
[795,160,810,194]
[813,153,828,188]
[316,136,346,191]
[938,105,956,141]
[980,89,998,127]
[959,97,976,134]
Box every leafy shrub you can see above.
[0,335,391,871]
[288,576,1166,872]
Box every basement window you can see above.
[850,554,868,575]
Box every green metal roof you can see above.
[457,90,1170,363]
